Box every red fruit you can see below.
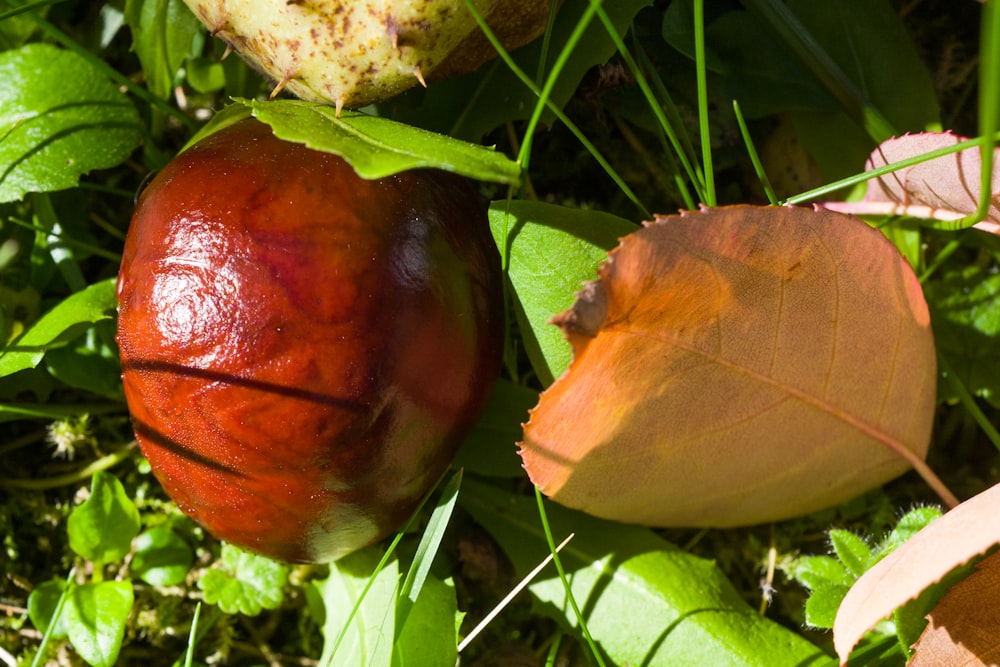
[116,118,502,563]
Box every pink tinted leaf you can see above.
[834,482,1000,663]
[864,132,1000,219]
[822,132,1000,233]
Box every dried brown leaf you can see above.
[520,205,939,528]
[909,550,1000,667]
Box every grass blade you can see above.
[394,469,462,636]
[693,0,715,206]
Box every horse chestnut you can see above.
[117,118,502,562]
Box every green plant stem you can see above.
[593,4,704,204]
[544,631,564,667]
[30,569,75,667]
[733,100,777,205]
[0,402,123,421]
[533,487,606,667]
[951,0,1000,229]
[460,0,650,219]
[183,603,202,667]
[33,194,86,292]
[185,605,223,659]
[6,216,123,262]
[633,33,703,198]
[518,0,601,175]
[0,443,136,490]
[534,0,563,89]
[693,0,715,206]
[0,0,62,21]
[2,0,196,130]
[613,113,684,210]
[918,237,962,283]
[0,428,44,455]
[939,353,1000,454]
[77,181,137,200]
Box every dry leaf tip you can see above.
[550,279,607,343]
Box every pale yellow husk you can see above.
[183,0,551,110]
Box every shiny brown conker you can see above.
[116,118,502,563]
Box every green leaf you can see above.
[131,526,194,587]
[0,43,141,203]
[789,509,943,635]
[123,0,201,99]
[392,576,458,667]
[874,506,941,559]
[925,264,1000,406]
[0,276,116,378]
[63,580,134,667]
[783,0,939,134]
[791,555,853,591]
[663,2,832,114]
[829,530,872,578]
[803,581,850,629]
[44,320,122,396]
[488,200,638,384]
[460,479,834,667]
[27,578,69,639]
[198,543,288,616]
[317,548,399,667]
[664,0,940,180]
[185,55,227,93]
[789,556,852,629]
[67,471,141,566]
[453,378,537,478]
[237,98,521,185]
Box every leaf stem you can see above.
[917,237,962,283]
[0,443,136,490]
[6,216,123,262]
[0,0,63,21]
[0,402,123,421]
[183,603,202,667]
